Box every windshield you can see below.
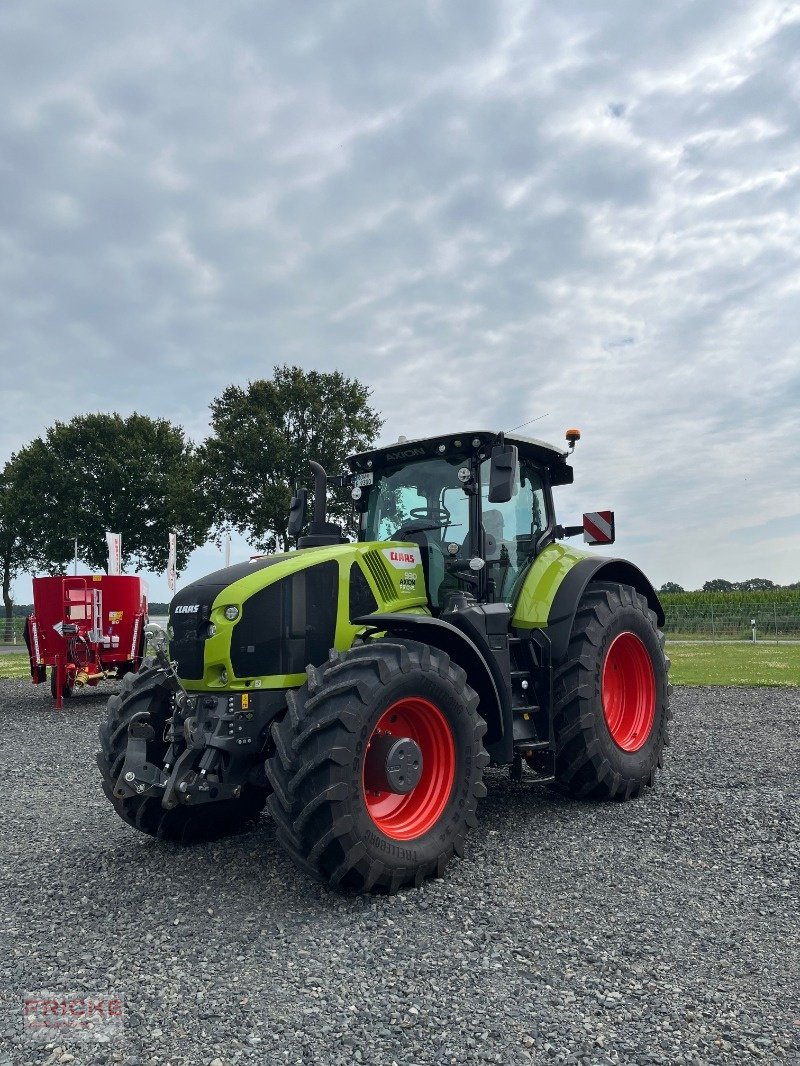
[363,456,469,543]
[359,451,550,609]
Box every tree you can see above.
[702,578,735,593]
[658,581,685,594]
[6,413,211,576]
[202,366,383,552]
[734,578,776,592]
[0,458,37,628]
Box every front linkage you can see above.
[98,627,275,840]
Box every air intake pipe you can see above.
[296,461,346,549]
[309,461,328,526]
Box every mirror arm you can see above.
[555,524,583,539]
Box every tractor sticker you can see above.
[174,604,199,614]
[382,547,421,570]
[352,472,374,487]
[108,611,123,623]
[399,573,417,593]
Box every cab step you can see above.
[513,739,550,754]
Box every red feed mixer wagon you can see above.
[25,575,148,707]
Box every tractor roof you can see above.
[348,430,573,485]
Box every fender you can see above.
[544,557,664,664]
[353,612,510,763]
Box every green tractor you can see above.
[97,430,670,892]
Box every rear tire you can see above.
[266,640,488,893]
[96,658,268,842]
[553,582,671,799]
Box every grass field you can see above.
[3,644,799,687]
[0,654,33,681]
[667,642,800,686]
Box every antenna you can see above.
[507,412,549,433]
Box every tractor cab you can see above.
[347,430,573,613]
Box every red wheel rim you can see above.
[601,632,656,752]
[362,697,455,841]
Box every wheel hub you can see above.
[362,696,456,841]
[601,631,656,752]
[363,732,423,794]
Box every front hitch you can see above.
[112,634,275,809]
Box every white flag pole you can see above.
[167,532,177,595]
[224,535,231,568]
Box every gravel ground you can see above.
[0,680,797,1066]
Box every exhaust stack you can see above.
[293,462,345,548]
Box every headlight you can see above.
[220,667,228,685]
[206,622,217,638]
[223,605,239,621]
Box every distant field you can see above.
[667,643,800,687]
[3,645,799,688]
[661,589,800,641]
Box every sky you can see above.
[2,0,799,604]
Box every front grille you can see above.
[169,614,206,680]
[364,551,395,604]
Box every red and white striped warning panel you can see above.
[583,511,615,545]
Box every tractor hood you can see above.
[168,543,427,691]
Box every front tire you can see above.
[96,659,269,842]
[266,640,488,893]
[553,582,671,799]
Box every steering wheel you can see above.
[408,504,451,524]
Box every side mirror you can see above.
[583,511,615,545]
[487,444,518,503]
[287,488,308,538]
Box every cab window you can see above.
[479,459,548,601]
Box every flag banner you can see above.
[167,533,177,594]
[106,532,122,575]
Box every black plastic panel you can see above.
[349,563,378,621]
[231,561,339,678]
[181,553,290,590]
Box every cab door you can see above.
[478,458,550,602]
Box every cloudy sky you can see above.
[2,0,799,603]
